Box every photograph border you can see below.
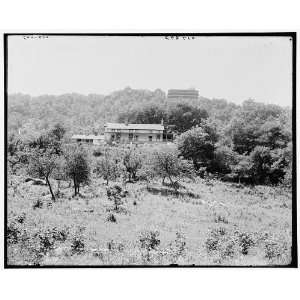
[3,32,297,268]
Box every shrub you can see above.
[106,185,126,211]
[71,235,85,255]
[238,232,255,255]
[139,230,160,261]
[33,199,43,209]
[106,213,117,223]
[205,228,236,261]
[169,232,186,262]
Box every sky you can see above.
[7,35,293,107]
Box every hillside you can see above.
[8,88,245,136]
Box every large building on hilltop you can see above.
[167,89,199,100]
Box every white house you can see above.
[104,123,165,144]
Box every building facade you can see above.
[167,89,199,100]
[104,123,165,144]
[71,134,105,145]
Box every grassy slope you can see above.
[7,175,292,266]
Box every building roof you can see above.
[71,134,105,140]
[105,123,164,131]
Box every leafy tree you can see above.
[249,146,273,184]
[176,126,216,171]
[64,145,90,196]
[167,103,208,134]
[27,149,58,200]
[122,146,142,182]
[95,148,122,185]
[7,133,29,173]
[118,103,167,124]
[151,145,195,191]
[231,155,253,184]
[212,145,239,174]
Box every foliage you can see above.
[106,185,126,211]
[121,146,142,182]
[64,145,91,195]
[151,145,195,191]
[176,126,216,171]
[27,148,58,200]
[167,102,208,134]
[95,148,123,184]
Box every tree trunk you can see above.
[73,176,77,196]
[46,177,56,201]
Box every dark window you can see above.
[156,134,161,140]
[149,136,152,142]
[129,133,133,141]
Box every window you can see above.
[156,134,161,141]
[134,135,138,141]
[129,133,133,141]
[148,136,153,142]
[111,134,115,140]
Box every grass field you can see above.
[7,174,292,266]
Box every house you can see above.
[71,134,105,145]
[104,122,167,144]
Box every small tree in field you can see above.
[95,148,122,185]
[27,148,58,201]
[122,146,142,182]
[151,145,194,192]
[64,145,90,196]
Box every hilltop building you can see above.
[167,89,199,100]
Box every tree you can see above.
[27,148,58,200]
[7,133,29,173]
[211,145,239,175]
[122,146,142,182]
[64,145,90,196]
[151,145,194,191]
[167,103,208,134]
[231,155,253,184]
[176,126,216,171]
[249,146,273,184]
[95,148,122,185]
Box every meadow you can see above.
[7,172,292,266]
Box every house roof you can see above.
[105,123,164,131]
[71,134,105,140]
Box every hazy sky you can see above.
[7,35,293,106]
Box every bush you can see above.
[71,235,85,255]
[176,126,216,171]
[106,213,117,223]
[106,185,126,211]
[139,230,160,262]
